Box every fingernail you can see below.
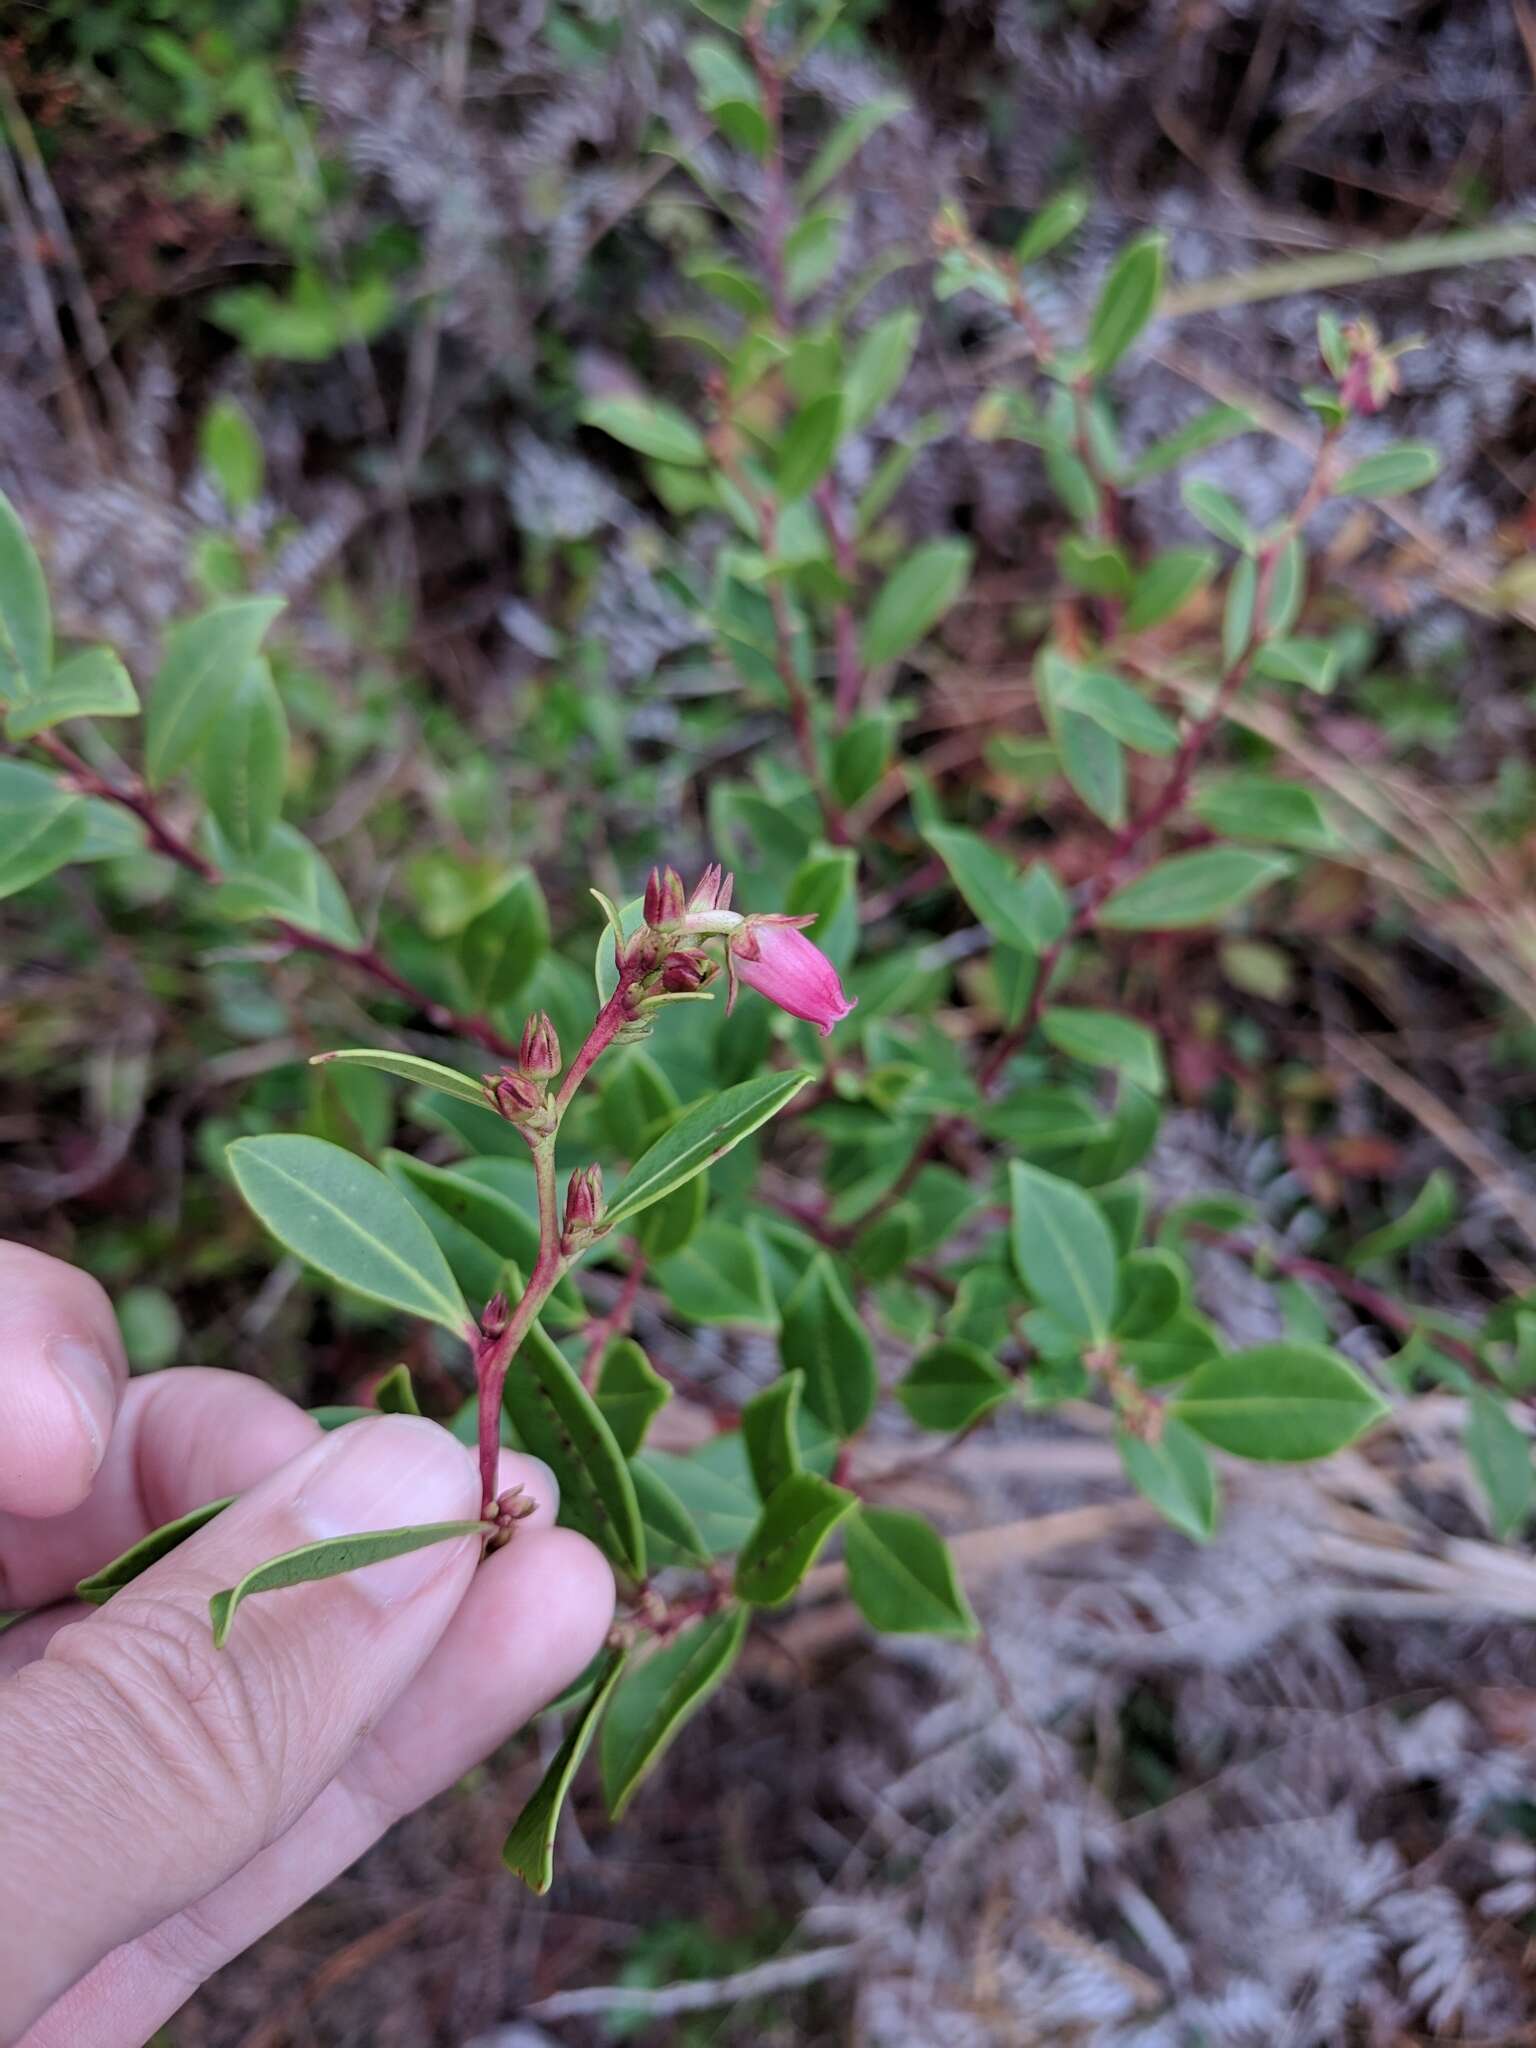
[295,1415,480,1606]
[44,1335,118,1476]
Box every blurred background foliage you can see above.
[4,0,1536,2041]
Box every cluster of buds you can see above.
[482,1010,562,1128]
[637,861,855,1039]
[1320,313,1420,419]
[561,1163,604,1253]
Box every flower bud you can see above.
[482,1291,511,1338]
[687,862,734,914]
[518,1010,561,1078]
[562,1163,604,1245]
[483,1068,544,1121]
[644,865,687,929]
[727,917,856,1038]
[660,947,718,993]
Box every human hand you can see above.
[0,1241,615,2048]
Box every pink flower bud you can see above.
[518,1011,561,1078]
[482,1291,511,1337]
[687,863,734,914]
[728,919,856,1038]
[562,1163,604,1241]
[660,947,718,993]
[644,865,687,929]
[483,1068,544,1121]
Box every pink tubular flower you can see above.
[727,917,856,1038]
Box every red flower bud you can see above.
[728,918,856,1038]
[518,1010,561,1078]
[562,1163,604,1243]
[483,1068,544,1121]
[482,1291,511,1337]
[660,947,717,993]
[644,865,687,929]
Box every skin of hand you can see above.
[0,1241,616,2047]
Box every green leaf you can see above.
[1057,537,1133,600]
[579,396,708,468]
[0,761,87,899]
[653,1218,778,1327]
[861,540,973,667]
[1264,534,1305,635]
[1008,1162,1117,1345]
[850,1202,918,1281]
[1181,480,1256,552]
[144,596,285,785]
[503,1646,627,1892]
[4,646,138,739]
[1466,1391,1534,1541]
[201,396,264,511]
[1173,1342,1389,1460]
[923,824,1064,956]
[600,1607,748,1817]
[1116,1419,1217,1540]
[1042,1007,1166,1094]
[375,1364,421,1417]
[458,870,550,1011]
[1113,1248,1189,1338]
[76,1496,233,1605]
[797,92,908,203]
[631,1459,711,1566]
[199,657,287,856]
[1127,404,1253,484]
[831,711,895,809]
[210,1518,486,1646]
[734,1470,856,1605]
[594,1338,671,1458]
[1047,662,1179,757]
[1085,234,1164,373]
[1252,637,1340,693]
[504,1317,646,1578]
[1335,442,1440,499]
[227,1135,470,1334]
[1124,1307,1224,1388]
[1346,1172,1458,1272]
[896,1338,1011,1431]
[1055,708,1125,827]
[1222,554,1257,667]
[311,1047,489,1110]
[1123,548,1217,633]
[777,392,843,501]
[209,820,360,946]
[780,1252,877,1438]
[600,1049,679,1158]
[1190,775,1336,851]
[1097,848,1293,930]
[636,1440,758,1555]
[604,1071,812,1230]
[742,1371,805,1500]
[843,1505,977,1636]
[844,309,920,432]
[784,208,846,302]
[0,488,51,704]
[1015,186,1088,265]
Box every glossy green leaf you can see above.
[784,844,859,972]
[1116,1419,1217,1540]
[1058,537,1133,600]
[1113,1247,1189,1338]
[742,1371,805,1501]
[635,1441,758,1556]
[386,1153,582,1325]
[579,396,708,467]
[503,1646,627,1892]
[600,1607,748,1816]
[76,1496,233,1605]
[594,1338,670,1458]
[504,1317,646,1578]
[897,1338,1011,1431]
[458,870,550,1011]
[1264,534,1306,635]
[1015,186,1088,264]
[861,539,973,667]
[777,392,843,502]
[0,762,86,899]
[1335,442,1440,499]
[1047,663,1179,756]
[780,1252,877,1437]
[144,596,284,785]
[1008,1161,1117,1345]
[850,1201,918,1281]
[4,646,138,739]
[209,820,360,946]
[210,1518,485,1646]
[1181,480,1255,552]
[797,92,908,202]
[923,824,1065,956]
[0,488,51,704]
[1042,1007,1166,1094]
[784,208,846,302]
[199,657,286,855]
[734,1470,856,1605]
[631,1459,711,1566]
[1127,404,1253,484]
[1466,1391,1534,1541]
[843,1504,977,1636]
[1222,554,1257,666]
[1098,848,1293,930]
[375,1364,421,1417]
[229,1135,470,1332]
[1055,707,1125,827]
[1086,233,1164,372]
[831,711,895,809]
[1346,1169,1457,1269]
[604,1071,812,1230]
[1123,548,1217,632]
[1190,775,1336,851]
[311,1048,489,1109]
[844,308,920,431]
[1173,1342,1389,1460]
[1252,637,1340,693]
[653,1218,778,1326]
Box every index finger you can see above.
[0,1243,128,1519]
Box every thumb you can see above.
[0,1414,485,2038]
